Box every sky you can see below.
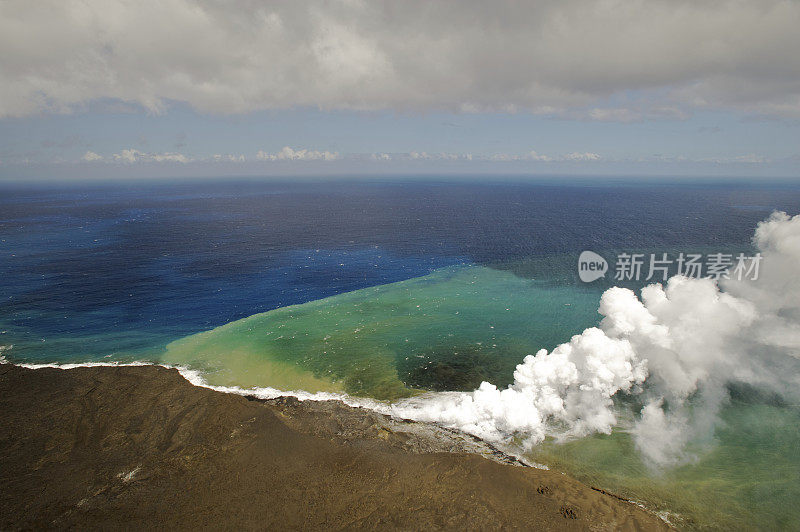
[1,0,799,180]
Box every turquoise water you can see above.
[161,266,602,399]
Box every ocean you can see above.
[2,177,800,529]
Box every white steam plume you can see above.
[392,212,800,466]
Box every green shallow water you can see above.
[161,265,601,399]
[526,397,800,530]
[161,265,800,530]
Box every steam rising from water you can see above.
[392,212,800,466]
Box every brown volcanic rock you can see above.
[0,364,671,531]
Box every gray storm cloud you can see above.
[1,0,799,119]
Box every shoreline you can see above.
[3,358,541,467]
[0,362,672,530]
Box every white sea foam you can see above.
[0,357,388,412]
[174,366,390,411]
[11,360,152,370]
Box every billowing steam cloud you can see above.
[392,212,800,466]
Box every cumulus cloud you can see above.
[355,151,600,163]
[696,154,772,164]
[733,154,771,164]
[392,212,800,467]
[211,154,245,163]
[563,152,602,161]
[485,151,599,162]
[488,151,553,162]
[379,151,596,163]
[81,150,102,162]
[1,1,799,119]
[66,148,780,167]
[112,149,189,163]
[528,151,553,162]
[256,146,339,161]
[409,151,472,161]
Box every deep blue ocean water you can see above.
[2,178,799,363]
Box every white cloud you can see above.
[211,154,245,162]
[81,150,102,162]
[112,149,189,163]
[733,154,770,164]
[528,151,553,162]
[696,154,771,164]
[366,151,588,163]
[1,1,799,120]
[409,151,471,161]
[67,149,778,167]
[564,152,602,161]
[490,151,554,162]
[256,146,339,161]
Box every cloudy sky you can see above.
[1,0,799,179]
